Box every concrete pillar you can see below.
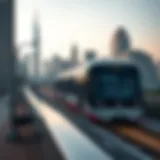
[0,0,14,95]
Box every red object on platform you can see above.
[83,111,100,123]
[66,102,80,112]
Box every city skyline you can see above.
[16,0,160,61]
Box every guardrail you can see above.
[24,87,113,160]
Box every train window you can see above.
[98,74,135,99]
[89,66,141,106]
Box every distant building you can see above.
[44,47,80,81]
[33,12,41,77]
[48,52,80,79]
[110,27,131,56]
[85,50,97,62]
[47,54,62,79]
[53,54,63,71]
[43,60,51,76]
[70,44,79,65]
[18,54,29,79]
[128,50,160,91]
[156,61,160,80]
[110,27,160,91]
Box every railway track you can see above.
[39,87,160,159]
[101,123,160,158]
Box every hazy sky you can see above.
[16,0,160,61]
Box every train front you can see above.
[85,62,144,123]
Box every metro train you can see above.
[53,58,144,123]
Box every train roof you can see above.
[55,57,136,80]
[87,57,135,67]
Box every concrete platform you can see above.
[0,96,64,160]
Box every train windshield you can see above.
[89,66,141,105]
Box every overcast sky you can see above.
[16,0,160,61]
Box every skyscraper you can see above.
[110,27,160,91]
[70,44,78,64]
[33,12,41,77]
[110,27,131,56]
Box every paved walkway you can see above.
[0,96,64,160]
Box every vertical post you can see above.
[4,0,18,140]
[0,0,14,96]
[0,0,15,115]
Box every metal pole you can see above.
[8,0,21,140]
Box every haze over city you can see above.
[16,0,160,61]
[1,1,160,159]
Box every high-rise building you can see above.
[156,61,160,80]
[70,44,78,64]
[110,27,131,56]
[18,54,29,78]
[33,12,41,77]
[51,54,63,78]
[85,50,97,62]
[129,50,160,91]
[26,54,34,78]
[110,27,160,91]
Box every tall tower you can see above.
[70,44,78,64]
[110,27,131,56]
[33,12,41,77]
